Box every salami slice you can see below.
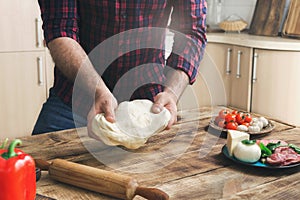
[266,146,300,166]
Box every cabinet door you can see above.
[0,52,47,139]
[179,43,232,110]
[251,49,300,126]
[230,46,253,111]
[202,43,233,107]
[0,0,43,52]
[45,49,54,98]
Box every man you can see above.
[33,0,207,139]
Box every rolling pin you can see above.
[35,159,169,200]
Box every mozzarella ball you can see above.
[251,118,259,124]
[248,125,261,132]
[233,141,261,163]
[254,121,264,130]
[259,117,269,127]
[237,125,248,132]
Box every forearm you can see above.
[48,37,109,96]
[164,69,189,103]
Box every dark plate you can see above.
[222,145,300,169]
[36,167,41,182]
[209,117,275,135]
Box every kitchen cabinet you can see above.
[0,0,43,52]
[228,45,252,111]
[45,49,54,97]
[186,33,300,126]
[0,52,47,139]
[0,0,54,139]
[251,49,300,126]
[179,43,252,111]
[179,43,232,110]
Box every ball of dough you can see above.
[92,99,171,149]
[233,141,261,163]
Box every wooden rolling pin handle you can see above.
[35,159,50,171]
[135,187,169,200]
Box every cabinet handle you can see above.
[236,50,242,78]
[37,57,44,86]
[252,53,258,83]
[36,18,42,48]
[226,48,232,74]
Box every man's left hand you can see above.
[151,91,178,129]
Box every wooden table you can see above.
[12,107,300,199]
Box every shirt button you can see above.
[121,13,127,19]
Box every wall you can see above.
[207,0,291,31]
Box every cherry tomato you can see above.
[244,113,252,123]
[236,113,245,124]
[218,120,226,128]
[218,109,230,119]
[226,121,238,130]
[231,110,238,115]
[242,122,250,127]
[225,113,236,123]
[214,116,221,124]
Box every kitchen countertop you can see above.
[207,32,300,51]
[11,107,300,200]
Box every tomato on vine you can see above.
[242,122,250,127]
[231,110,239,115]
[218,120,226,128]
[225,113,236,123]
[218,109,230,119]
[244,113,252,123]
[226,121,238,130]
[236,113,245,124]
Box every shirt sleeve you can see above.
[167,0,207,84]
[38,0,79,44]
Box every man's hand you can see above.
[151,69,189,129]
[87,89,118,140]
[151,90,178,129]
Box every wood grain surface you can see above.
[6,107,299,200]
[35,194,56,200]
[282,0,300,38]
[249,0,287,36]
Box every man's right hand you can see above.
[87,89,118,141]
[47,38,118,140]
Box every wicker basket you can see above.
[219,15,248,33]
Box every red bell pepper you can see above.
[0,139,36,200]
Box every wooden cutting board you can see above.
[282,0,300,38]
[249,0,287,36]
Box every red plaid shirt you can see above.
[39,0,207,107]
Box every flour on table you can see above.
[92,99,171,149]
